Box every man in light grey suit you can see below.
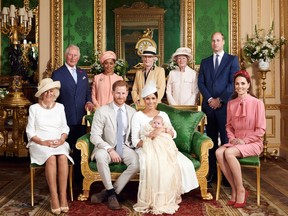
[90,80,139,210]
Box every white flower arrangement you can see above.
[166,58,178,71]
[243,22,286,64]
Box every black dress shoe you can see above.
[108,194,121,210]
[91,189,108,203]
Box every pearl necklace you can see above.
[40,102,55,109]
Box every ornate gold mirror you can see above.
[113,2,165,66]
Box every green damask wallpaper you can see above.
[106,0,180,64]
[195,0,229,64]
[62,0,229,67]
[0,0,38,75]
[63,0,94,66]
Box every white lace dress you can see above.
[131,111,199,214]
[26,103,74,165]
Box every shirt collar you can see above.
[112,102,126,112]
[214,50,224,58]
[65,63,77,71]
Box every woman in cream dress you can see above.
[26,78,74,215]
[166,47,199,105]
[131,82,199,214]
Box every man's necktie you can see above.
[71,68,77,83]
[116,108,123,157]
[214,54,219,73]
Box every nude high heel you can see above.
[60,206,69,213]
[50,201,61,215]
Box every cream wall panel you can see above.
[38,0,50,81]
[240,0,283,158]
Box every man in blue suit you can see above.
[198,32,239,183]
[52,44,94,185]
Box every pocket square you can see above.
[82,76,86,80]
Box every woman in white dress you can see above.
[166,47,199,105]
[26,78,74,215]
[131,82,199,214]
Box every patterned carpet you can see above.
[0,158,287,216]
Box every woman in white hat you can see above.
[131,46,166,106]
[91,51,123,108]
[26,78,74,215]
[131,82,198,214]
[166,47,199,105]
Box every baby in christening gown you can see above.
[134,115,182,215]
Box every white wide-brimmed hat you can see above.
[141,81,157,98]
[35,78,61,98]
[141,46,158,56]
[172,47,192,61]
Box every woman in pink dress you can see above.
[91,51,123,108]
[216,70,266,208]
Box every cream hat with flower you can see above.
[172,47,192,61]
[35,78,61,98]
[141,81,157,98]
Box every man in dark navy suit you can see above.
[198,32,239,184]
[52,44,94,185]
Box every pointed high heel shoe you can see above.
[227,200,236,206]
[50,201,61,215]
[61,206,69,213]
[234,190,249,208]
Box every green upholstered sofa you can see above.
[76,103,214,201]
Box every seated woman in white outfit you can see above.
[131,82,199,215]
[26,78,74,215]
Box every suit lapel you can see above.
[108,103,117,131]
[208,56,215,80]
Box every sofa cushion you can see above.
[157,103,204,153]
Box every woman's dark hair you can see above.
[231,70,257,99]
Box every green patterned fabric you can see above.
[157,103,205,153]
[238,156,260,166]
